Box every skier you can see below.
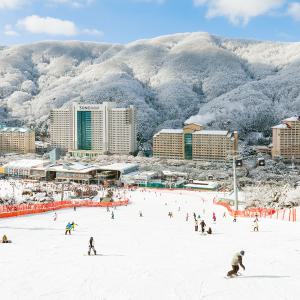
[212,212,216,223]
[139,210,143,217]
[186,213,189,222]
[227,250,245,277]
[207,227,212,235]
[194,219,198,232]
[111,211,114,219]
[71,221,78,231]
[53,212,57,221]
[253,219,259,232]
[65,222,72,235]
[233,212,237,222]
[193,212,197,221]
[88,237,97,255]
[200,219,206,234]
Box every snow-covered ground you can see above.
[1,189,299,300]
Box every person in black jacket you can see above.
[200,220,206,233]
[88,237,97,256]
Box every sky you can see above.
[1,0,300,45]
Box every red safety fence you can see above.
[0,199,129,219]
[213,198,298,222]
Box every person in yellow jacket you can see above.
[71,221,78,231]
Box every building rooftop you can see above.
[98,163,139,174]
[48,163,98,174]
[154,129,183,137]
[272,124,288,129]
[282,116,300,122]
[0,127,32,133]
[193,130,229,136]
[3,159,47,170]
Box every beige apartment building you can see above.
[272,116,300,162]
[50,102,137,156]
[153,123,238,161]
[0,127,35,154]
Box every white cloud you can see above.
[0,0,24,9]
[17,15,79,36]
[4,24,19,36]
[287,2,300,21]
[15,15,103,38]
[194,0,285,25]
[48,0,94,8]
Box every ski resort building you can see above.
[153,123,238,161]
[0,127,35,154]
[272,116,300,163]
[50,102,137,156]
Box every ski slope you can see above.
[0,189,299,300]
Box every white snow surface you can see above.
[1,189,299,300]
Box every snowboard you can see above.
[224,273,243,279]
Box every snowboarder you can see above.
[200,220,206,234]
[253,219,259,232]
[111,211,114,219]
[2,234,11,243]
[227,250,245,277]
[194,220,198,232]
[88,237,97,256]
[212,212,216,223]
[65,222,72,235]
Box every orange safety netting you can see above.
[0,199,129,219]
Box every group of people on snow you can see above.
[65,221,78,235]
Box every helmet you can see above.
[240,250,245,256]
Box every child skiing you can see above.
[71,221,78,231]
[227,250,245,277]
[88,237,97,256]
[65,222,72,235]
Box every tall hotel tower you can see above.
[50,102,137,156]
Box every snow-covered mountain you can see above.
[1,32,300,142]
